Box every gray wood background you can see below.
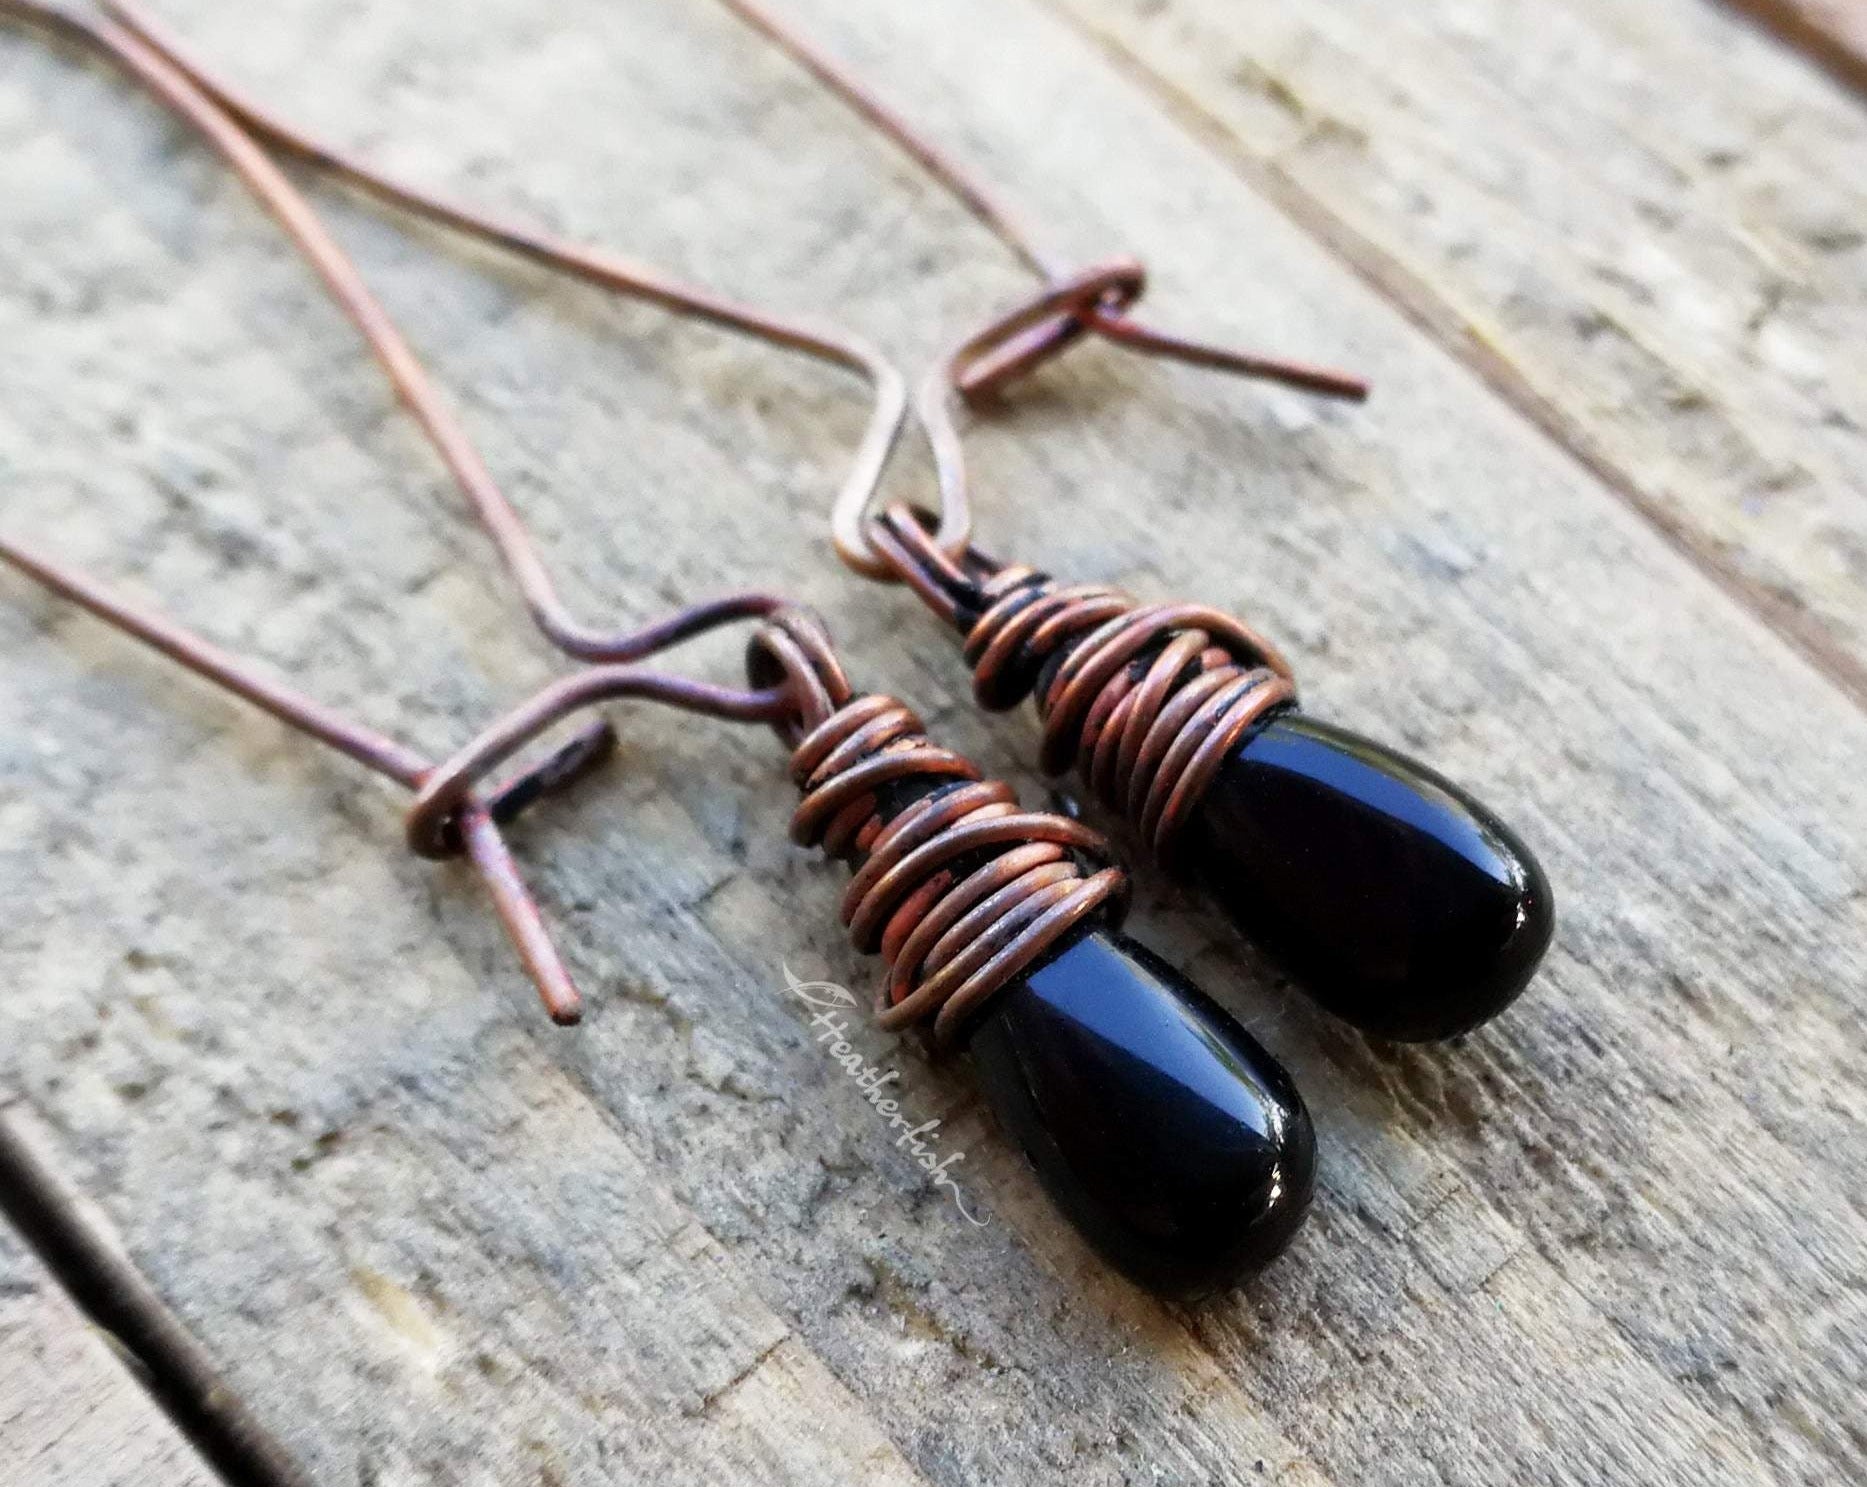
[1,0,1863,1483]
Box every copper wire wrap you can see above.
[748,610,1129,1046]
[868,508,1298,870]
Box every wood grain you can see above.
[0,1,1862,1484]
[1044,0,1867,711]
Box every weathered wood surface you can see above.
[0,1,1862,1485]
[0,1210,210,1485]
[1051,0,1867,711]
[0,1100,321,1484]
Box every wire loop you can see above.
[870,507,1298,867]
[748,609,1128,1045]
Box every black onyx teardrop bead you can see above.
[967,928,1315,1295]
[1182,709,1554,1043]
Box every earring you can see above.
[718,0,1556,1044]
[112,0,1555,1045]
[6,0,1316,1293]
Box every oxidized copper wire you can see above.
[0,0,862,1022]
[712,0,1371,577]
[868,508,1297,870]
[748,610,1128,1045]
[702,2,1333,867]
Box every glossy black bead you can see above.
[1183,708,1553,1042]
[967,928,1314,1295]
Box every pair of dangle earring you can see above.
[5,0,1320,1293]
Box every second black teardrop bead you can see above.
[970,927,1314,1295]
[1184,709,1553,1041]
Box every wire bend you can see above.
[711,0,1370,575]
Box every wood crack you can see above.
[688,1333,792,1417]
[0,1107,313,1487]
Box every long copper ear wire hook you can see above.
[0,0,817,1024]
[76,2,1166,1031]
[101,0,917,604]
[710,0,1370,576]
[108,0,1361,587]
[99,0,930,585]
[96,7,1195,1047]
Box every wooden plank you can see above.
[1042,0,1867,713]
[0,16,1328,1484]
[0,1227,212,1487]
[0,1,1863,1485]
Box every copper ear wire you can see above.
[0,0,805,1023]
[710,0,1369,575]
[5,2,1167,1044]
[3,1,1119,1042]
[113,0,1365,586]
[100,0,938,584]
[101,0,918,603]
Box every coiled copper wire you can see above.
[748,610,1128,1046]
[869,507,1298,870]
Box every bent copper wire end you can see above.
[0,524,784,1027]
